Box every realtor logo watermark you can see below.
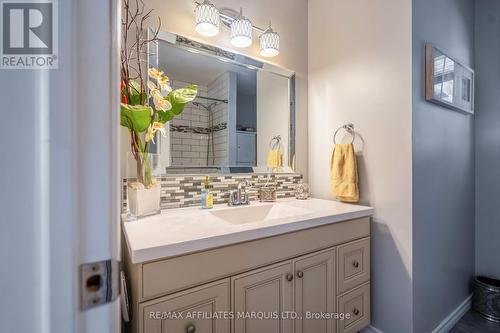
[1,0,58,69]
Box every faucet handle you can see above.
[242,180,252,203]
[228,190,238,206]
[242,179,252,188]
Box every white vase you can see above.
[128,182,161,217]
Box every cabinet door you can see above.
[294,249,336,333]
[140,279,230,333]
[236,132,256,165]
[232,261,293,333]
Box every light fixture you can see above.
[260,24,280,57]
[195,0,220,37]
[230,9,252,48]
[193,2,280,57]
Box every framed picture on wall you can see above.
[425,43,474,114]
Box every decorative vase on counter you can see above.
[126,153,161,219]
[295,182,310,200]
[128,181,161,217]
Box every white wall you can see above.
[308,0,413,332]
[143,0,308,178]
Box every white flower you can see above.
[152,89,172,111]
[157,76,172,93]
[147,80,157,91]
[157,98,172,111]
[148,68,163,80]
[145,122,166,143]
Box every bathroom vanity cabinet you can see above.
[123,214,371,333]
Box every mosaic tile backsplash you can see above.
[122,173,303,211]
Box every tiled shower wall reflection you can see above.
[122,173,303,211]
[170,79,209,166]
[169,73,229,167]
[208,73,229,166]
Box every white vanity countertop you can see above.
[122,198,373,263]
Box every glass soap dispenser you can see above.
[201,175,214,209]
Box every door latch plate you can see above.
[80,259,120,310]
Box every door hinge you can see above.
[80,259,120,310]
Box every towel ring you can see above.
[333,124,355,144]
[269,135,282,149]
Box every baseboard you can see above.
[361,325,384,333]
[360,295,471,333]
[431,294,472,333]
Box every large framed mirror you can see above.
[148,31,296,175]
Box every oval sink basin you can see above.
[209,203,312,224]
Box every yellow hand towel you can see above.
[330,143,359,203]
[267,149,283,168]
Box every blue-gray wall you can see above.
[412,0,475,332]
[475,0,500,279]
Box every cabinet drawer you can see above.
[336,283,370,333]
[139,279,230,333]
[337,238,370,294]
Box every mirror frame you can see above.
[148,30,296,174]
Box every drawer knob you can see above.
[186,324,196,333]
[353,308,360,316]
[297,271,304,278]
[286,273,294,281]
[352,260,360,268]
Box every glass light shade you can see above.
[195,0,220,37]
[231,17,252,48]
[260,28,279,57]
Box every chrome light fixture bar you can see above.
[194,1,280,57]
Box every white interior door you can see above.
[1,0,120,332]
[72,0,122,331]
[75,0,121,332]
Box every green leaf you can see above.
[128,80,146,105]
[166,84,198,115]
[120,103,152,132]
[157,110,175,123]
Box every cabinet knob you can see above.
[353,308,360,316]
[186,324,196,333]
[296,271,304,278]
[286,273,294,281]
[352,260,360,268]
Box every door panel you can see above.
[294,249,336,333]
[232,261,293,333]
[141,279,230,333]
[237,132,256,164]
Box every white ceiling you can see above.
[158,41,256,95]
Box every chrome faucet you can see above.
[228,180,251,206]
